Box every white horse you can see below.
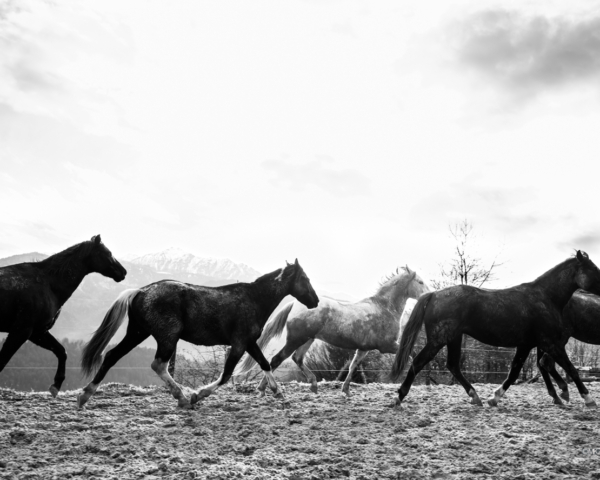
[236,267,429,396]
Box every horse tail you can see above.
[235,302,295,375]
[81,288,141,377]
[390,291,434,381]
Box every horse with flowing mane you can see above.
[390,251,600,408]
[78,259,319,409]
[236,266,429,396]
[0,235,126,396]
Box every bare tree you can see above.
[431,219,502,290]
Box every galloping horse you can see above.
[78,259,319,409]
[536,289,600,404]
[391,251,600,408]
[0,235,126,396]
[236,266,429,396]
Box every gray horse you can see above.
[236,266,429,395]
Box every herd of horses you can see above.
[1,235,600,411]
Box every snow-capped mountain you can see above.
[129,247,262,283]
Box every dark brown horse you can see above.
[0,235,126,396]
[78,259,319,409]
[391,251,600,408]
[537,289,600,404]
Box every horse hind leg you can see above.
[342,350,368,397]
[78,327,149,408]
[445,337,482,406]
[396,342,443,408]
[291,338,318,393]
[0,329,32,374]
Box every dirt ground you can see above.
[1,381,600,480]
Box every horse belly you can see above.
[316,311,388,351]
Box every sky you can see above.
[1,0,599,298]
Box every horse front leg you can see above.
[244,341,290,406]
[152,340,192,409]
[539,351,570,402]
[537,348,568,405]
[546,345,596,408]
[29,331,67,397]
[488,346,532,407]
[191,344,245,404]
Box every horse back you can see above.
[429,284,562,347]
[0,263,59,333]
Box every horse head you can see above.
[287,259,319,309]
[86,235,127,282]
[575,250,600,295]
[379,266,430,312]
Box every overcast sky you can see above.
[1,0,599,298]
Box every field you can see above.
[1,381,600,479]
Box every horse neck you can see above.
[531,262,579,308]
[252,274,294,321]
[372,283,409,314]
[38,252,91,304]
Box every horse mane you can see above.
[532,256,577,284]
[254,263,296,284]
[377,265,411,289]
[39,240,95,276]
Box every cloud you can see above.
[262,156,370,197]
[449,9,600,97]
[0,103,137,173]
[557,231,600,253]
[410,180,539,234]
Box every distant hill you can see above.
[129,247,262,283]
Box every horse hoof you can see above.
[309,384,318,394]
[586,401,597,409]
[191,390,211,404]
[282,401,292,409]
[49,385,59,398]
[393,398,402,410]
[76,394,87,409]
[274,392,284,400]
[487,398,498,407]
[560,390,570,402]
[178,398,193,409]
[553,397,564,406]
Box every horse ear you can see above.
[92,235,101,245]
[577,250,589,263]
[295,258,299,266]
[286,260,291,266]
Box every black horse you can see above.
[0,235,126,396]
[390,251,600,408]
[536,289,600,404]
[78,259,319,409]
